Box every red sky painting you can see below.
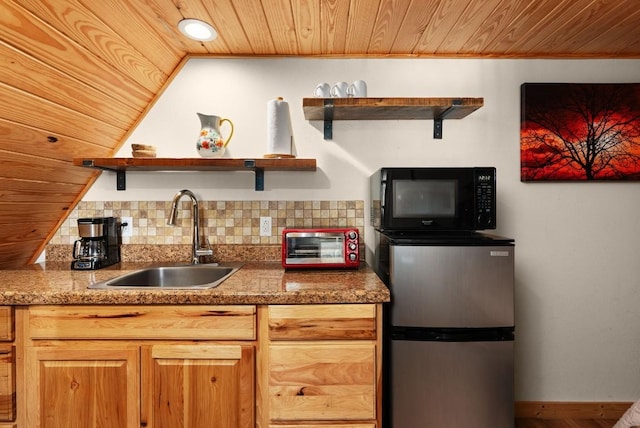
[520,83,640,181]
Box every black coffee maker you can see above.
[71,217,121,270]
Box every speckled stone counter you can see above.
[0,262,390,305]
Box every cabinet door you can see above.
[0,345,15,422]
[143,344,254,428]
[0,308,13,341]
[26,345,140,428]
[269,342,376,421]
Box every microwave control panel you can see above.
[474,168,496,229]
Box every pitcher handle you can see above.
[72,239,82,259]
[220,118,234,147]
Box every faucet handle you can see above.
[195,248,213,257]
[196,237,213,257]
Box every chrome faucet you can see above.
[167,189,213,264]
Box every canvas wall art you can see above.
[520,83,640,181]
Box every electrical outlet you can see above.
[121,216,133,237]
[260,216,272,237]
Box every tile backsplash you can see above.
[50,200,365,245]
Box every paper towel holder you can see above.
[265,96,295,158]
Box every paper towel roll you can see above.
[266,97,293,156]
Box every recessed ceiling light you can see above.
[178,18,217,42]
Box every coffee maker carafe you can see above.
[71,217,121,270]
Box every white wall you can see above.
[84,58,640,402]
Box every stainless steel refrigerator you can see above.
[374,232,515,428]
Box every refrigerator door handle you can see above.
[391,326,514,342]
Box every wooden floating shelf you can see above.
[74,157,317,191]
[302,97,484,139]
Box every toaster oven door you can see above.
[284,232,345,266]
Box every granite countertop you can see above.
[0,261,390,305]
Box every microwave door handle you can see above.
[380,182,386,224]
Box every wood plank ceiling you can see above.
[1,0,639,268]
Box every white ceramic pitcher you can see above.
[196,113,234,157]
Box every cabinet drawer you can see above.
[0,345,15,422]
[269,304,376,340]
[0,308,13,342]
[269,343,376,421]
[28,305,256,340]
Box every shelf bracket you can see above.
[82,159,127,190]
[244,159,264,191]
[116,171,126,191]
[433,98,463,139]
[323,99,334,140]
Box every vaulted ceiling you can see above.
[1,0,639,268]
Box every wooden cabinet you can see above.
[264,304,382,428]
[20,305,256,428]
[12,302,382,428]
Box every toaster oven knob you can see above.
[348,242,357,251]
[348,230,358,240]
[348,252,358,261]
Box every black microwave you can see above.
[370,167,496,232]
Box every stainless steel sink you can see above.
[88,263,242,289]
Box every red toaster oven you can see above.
[282,228,360,269]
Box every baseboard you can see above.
[515,401,632,419]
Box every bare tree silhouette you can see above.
[521,84,640,180]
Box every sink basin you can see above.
[88,263,242,289]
